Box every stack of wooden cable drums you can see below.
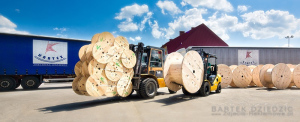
[72,32,136,97]
[163,51,204,94]
[217,63,300,89]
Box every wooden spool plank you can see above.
[259,64,275,88]
[105,60,124,82]
[88,59,106,76]
[92,41,112,64]
[114,36,129,50]
[86,74,107,97]
[163,52,183,92]
[286,64,295,87]
[74,61,83,77]
[121,49,137,69]
[182,51,203,93]
[229,65,238,87]
[248,65,256,86]
[105,79,118,97]
[271,63,291,89]
[72,76,83,95]
[78,45,89,62]
[117,71,134,97]
[81,61,90,77]
[252,65,264,87]
[86,44,95,62]
[232,65,252,88]
[77,76,90,96]
[217,64,233,88]
[91,32,115,46]
[107,46,124,62]
[294,64,300,88]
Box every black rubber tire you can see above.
[21,76,41,89]
[168,89,177,94]
[216,84,221,93]
[199,82,210,96]
[15,79,21,88]
[138,78,158,99]
[0,76,16,91]
[182,87,191,95]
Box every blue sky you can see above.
[1,0,300,47]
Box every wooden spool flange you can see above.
[294,64,300,88]
[108,46,124,62]
[81,61,90,77]
[286,64,295,87]
[217,64,233,88]
[252,65,264,87]
[85,44,94,62]
[229,65,238,87]
[117,69,134,97]
[248,65,256,86]
[85,74,107,97]
[78,45,88,62]
[121,49,137,69]
[105,60,124,82]
[91,32,114,46]
[88,59,106,76]
[92,41,112,64]
[163,52,183,92]
[114,36,129,50]
[232,65,252,88]
[259,63,292,89]
[77,76,90,96]
[72,76,83,95]
[74,61,82,77]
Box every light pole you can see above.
[285,35,294,47]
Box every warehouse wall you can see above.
[187,47,300,66]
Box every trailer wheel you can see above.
[21,76,40,89]
[0,76,16,91]
[199,82,210,96]
[15,79,21,88]
[138,78,157,99]
[182,87,191,95]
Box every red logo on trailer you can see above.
[45,41,59,54]
[246,51,252,59]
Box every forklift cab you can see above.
[202,52,218,85]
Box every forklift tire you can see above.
[0,76,16,91]
[199,82,210,96]
[168,89,177,94]
[216,84,221,93]
[182,87,191,95]
[138,78,158,99]
[21,76,40,89]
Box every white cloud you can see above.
[237,5,249,13]
[15,9,20,13]
[181,1,187,6]
[129,36,142,42]
[0,15,29,34]
[183,0,233,12]
[235,10,300,39]
[115,4,149,21]
[53,27,67,33]
[118,21,139,32]
[156,1,182,15]
[56,34,67,38]
[139,12,153,31]
[149,20,163,39]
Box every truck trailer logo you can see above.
[33,40,68,66]
[238,50,259,66]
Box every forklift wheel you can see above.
[182,87,191,95]
[216,84,221,93]
[168,89,177,94]
[199,82,210,96]
[139,78,158,99]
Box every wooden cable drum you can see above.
[294,64,300,88]
[92,41,113,64]
[114,36,129,50]
[77,76,90,96]
[81,61,90,77]
[259,63,292,89]
[107,46,124,62]
[248,65,256,86]
[85,44,94,62]
[164,51,203,93]
[232,65,252,88]
[163,52,183,92]
[286,64,296,87]
[105,77,118,97]
[91,32,115,46]
[88,59,106,76]
[217,64,233,88]
[78,45,88,62]
[117,69,134,97]
[86,74,107,97]
[252,65,264,87]
[74,61,83,77]
[229,65,238,87]
[105,60,124,82]
[72,76,83,95]
[121,49,137,69]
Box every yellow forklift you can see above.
[129,43,221,98]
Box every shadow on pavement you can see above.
[256,88,281,91]
[1,86,72,92]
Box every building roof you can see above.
[161,23,228,53]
